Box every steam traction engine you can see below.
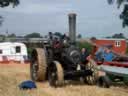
[30,13,98,87]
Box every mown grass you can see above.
[0,63,128,96]
[0,64,50,96]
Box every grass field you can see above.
[0,63,128,96]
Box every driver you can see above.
[53,37,61,49]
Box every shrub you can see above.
[76,41,93,53]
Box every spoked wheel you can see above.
[30,48,47,81]
[85,59,98,85]
[48,61,64,87]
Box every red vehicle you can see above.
[91,45,128,87]
[90,39,128,68]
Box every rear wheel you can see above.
[48,61,64,87]
[30,48,47,81]
[124,82,128,86]
[123,77,128,86]
[97,76,110,88]
[85,59,98,85]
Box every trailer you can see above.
[86,43,128,87]
[98,64,128,86]
[95,55,128,87]
[0,42,28,63]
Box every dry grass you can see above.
[0,63,128,96]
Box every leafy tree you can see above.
[107,0,128,27]
[106,33,125,38]
[0,0,19,26]
[54,32,63,37]
[77,34,82,39]
[77,41,93,53]
[24,32,42,38]
[90,37,97,41]
[0,34,5,37]
[107,0,126,8]
[8,33,16,38]
[0,0,19,7]
[106,36,112,38]
[0,34,5,41]
[112,33,125,38]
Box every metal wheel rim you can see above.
[48,65,57,86]
[32,61,38,80]
[30,50,38,81]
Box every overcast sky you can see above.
[0,0,128,38]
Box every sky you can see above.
[0,0,128,38]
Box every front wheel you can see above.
[48,61,64,87]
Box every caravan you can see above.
[0,42,28,63]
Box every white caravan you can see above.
[0,42,28,63]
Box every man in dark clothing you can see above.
[49,32,53,40]
[52,37,62,59]
[81,48,90,64]
[53,37,61,49]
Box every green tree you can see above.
[77,41,93,53]
[107,0,128,27]
[24,32,42,38]
[0,0,19,26]
[77,34,82,39]
[54,32,63,37]
[107,0,125,8]
[0,0,19,7]
[106,33,125,38]
[8,33,16,38]
[112,33,125,38]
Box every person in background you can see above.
[53,37,61,49]
[95,46,105,61]
[81,48,90,64]
[103,48,115,62]
[62,33,70,47]
[48,32,53,46]
[48,32,53,40]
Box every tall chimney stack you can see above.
[68,13,77,44]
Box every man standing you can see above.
[81,48,90,64]
[103,48,115,62]
[95,46,105,61]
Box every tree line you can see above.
[0,32,42,38]
[0,32,82,39]
[0,31,126,39]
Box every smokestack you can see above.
[68,13,77,44]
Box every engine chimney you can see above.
[68,13,77,44]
